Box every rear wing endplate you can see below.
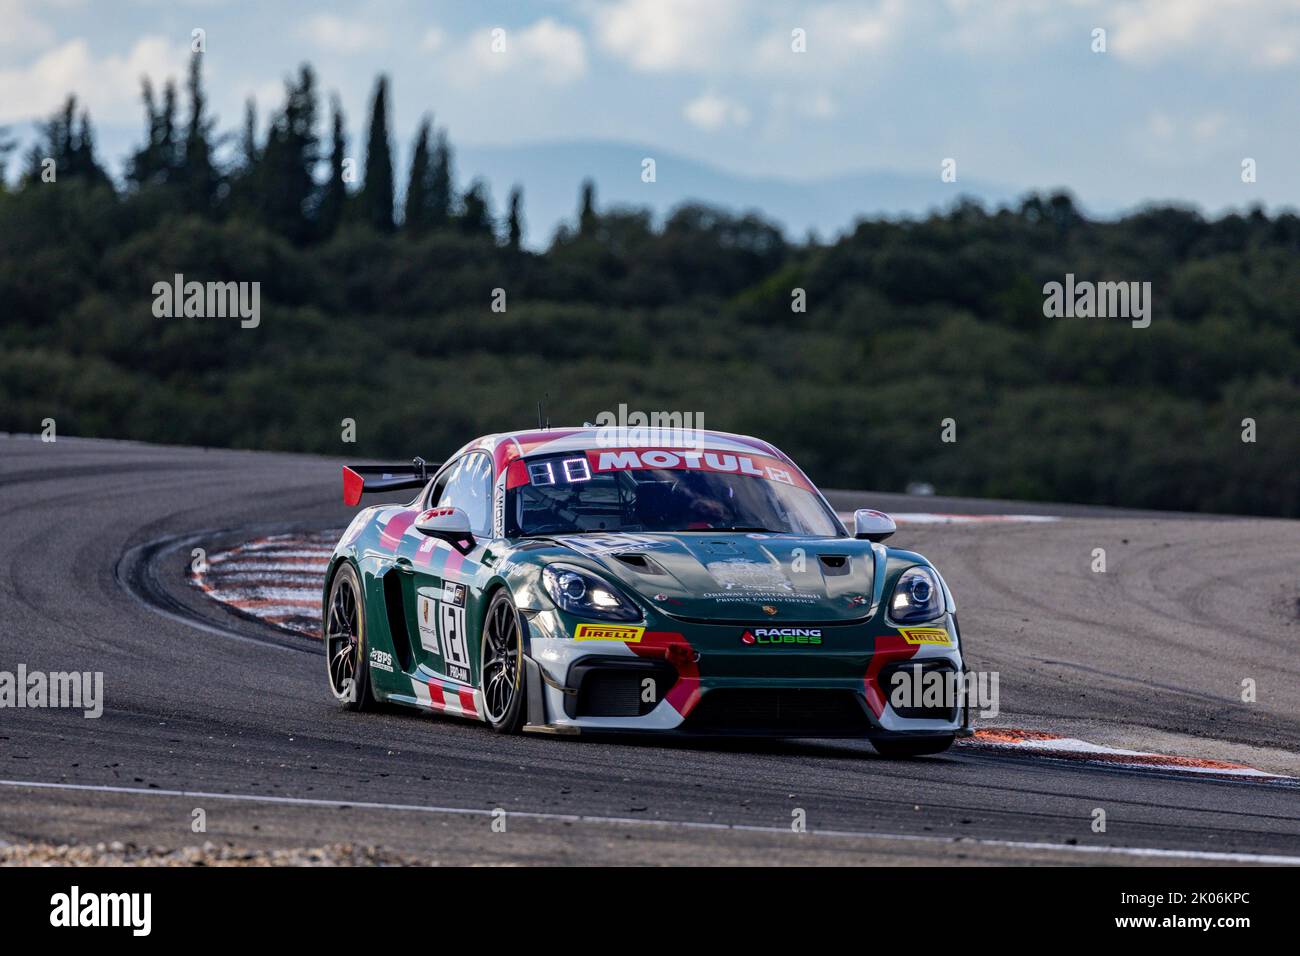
[342,457,440,506]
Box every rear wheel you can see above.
[480,590,525,733]
[324,563,375,711]
[871,735,955,758]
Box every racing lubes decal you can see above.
[741,627,823,645]
[573,624,645,642]
[586,448,814,491]
[899,627,953,646]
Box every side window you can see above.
[437,454,493,536]
[427,468,452,507]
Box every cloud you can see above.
[0,35,186,125]
[754,1,914,77]
[299,13,388,55]
[1135,109,1241,165]
[0,0,56,51]
[594,0,743,72]
[939,0,1069,55]
[1109,0,1300,67]
[459,18,587,86]
[421,27,445,52]
[683,92,751,130]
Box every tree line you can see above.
[6,55,523,247]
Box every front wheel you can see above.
[480,590,525,733]
[871,735,955,758]
[324,563,376,711]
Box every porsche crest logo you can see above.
[761,605,778,616]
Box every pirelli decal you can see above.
[573,624,645,643]
[899,627,953,646]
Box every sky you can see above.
[1,0,1296,226]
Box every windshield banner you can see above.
[585,447,815,492]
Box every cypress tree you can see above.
[182,52,218,213]
[507,185,524,250]
[458,178,494,237]
[578,178,597,237]
[429,127,453,227]
[258,65,319,241]
[359,75,394,233]
[403,116,432,235]
[318,95,348,239]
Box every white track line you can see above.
[2,779,1297,865]
[835,512,1061,525]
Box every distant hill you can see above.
[455,139,1025,247]
[71,126,1027,247]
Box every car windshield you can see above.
[507,451,843,537]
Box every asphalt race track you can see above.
[2,435,1298,865]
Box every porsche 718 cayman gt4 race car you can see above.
[324,428,971,756]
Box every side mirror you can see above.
[853,508,896,542]
[415,506,476,554]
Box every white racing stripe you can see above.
[1,778,1296,865]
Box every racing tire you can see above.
[870,735,955,758]
[480,589,526,734]
[324,563,376,711]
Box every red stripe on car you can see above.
[458,688,477,716]
[427,681,445,707]
[863,634,920,717]
[378,510,417,551]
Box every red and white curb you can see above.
[963,728,1294,782]
[190,532,337,638]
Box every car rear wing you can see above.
[342,457,440,506]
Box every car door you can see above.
[409,453,494,688]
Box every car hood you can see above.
[546,532,878,623]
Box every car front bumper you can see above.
[521,608,969,738]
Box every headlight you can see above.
[889,566,943,624]
[542,564,642,622]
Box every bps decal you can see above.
[900,627,953,646]
[573,624,645,643]
[741,627,823,646]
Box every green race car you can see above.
[324,427,970,756]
